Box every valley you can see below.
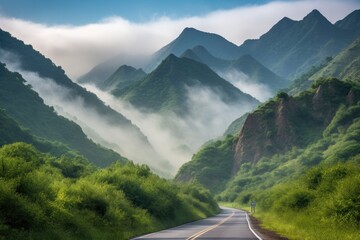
[0,2,359,240]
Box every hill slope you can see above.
[0,28,173,173]
[0,63,124,166]
[116,54,259,115]
[176,78,360,193]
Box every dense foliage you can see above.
[0,143,219,240]
[175,135,237,193]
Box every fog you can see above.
[219,69,273,102]
[82,84,254,169]
[0,50,175,176]
[1,49,255,175]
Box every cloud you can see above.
[0,50,175,176]
[0,0,358,78]
[218,69,273,102]
[82,83,253,170]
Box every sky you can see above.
[0,0,359,78]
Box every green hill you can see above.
[176,78,360,239]
[0,63,124,166]
[115,54,259,115]
[0,142,219,239]
[288,37,360,95]
[311,38,360,82]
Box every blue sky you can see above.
[0,0,270,24]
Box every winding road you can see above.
[132,207,262,240]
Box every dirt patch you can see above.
[248,213,289,240]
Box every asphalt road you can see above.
[132,207,262,240]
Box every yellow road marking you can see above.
[186,211,235,240]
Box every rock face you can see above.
[233,79,357,172]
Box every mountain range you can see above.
[114,54,259,115]
[81,9,360,98]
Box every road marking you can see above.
[186,211,235,240]
[245,212,263,240]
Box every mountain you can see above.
[100,65,146,91]
[238,9,359,79]
[288,37,360,95]
[311,37,360,82]
[181,45,287,95]
[0,62,124,166]
[335,9,360,32]
[176,78,360,193]
[115,54,259,114]
[0,28,173,173]
[146,27,240,71]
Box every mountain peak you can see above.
[303,9,331,24]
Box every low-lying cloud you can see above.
[0,0,358,78]
[0,50,175,176]
[219,69,273,102]
[83,84,253,170]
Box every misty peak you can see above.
[180,27,201,36]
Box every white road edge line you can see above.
[245,212,263,240]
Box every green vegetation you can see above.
[177,77,360,239]
[223,112,249,136]
[0,142,219,240]
[0,62,123,166]
[176,135,237,194]
[115,54,258,114]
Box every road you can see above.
[132,207,262,240]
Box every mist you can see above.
[0,50,175,176]
[82,84,253,169]
[219,69,273,102]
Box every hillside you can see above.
[238,9,359,79]
[0,62,124,166]
[176,78,360,192]
[0,28,175,174]
[116,54,259,114]
[182,46,287,94]
[288,37,360,95]
[311,38,360,82]
[0,142,219,239]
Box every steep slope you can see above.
[116,54,259,115]
[176,78,360,193]
[146,27,240,71]
[288,37,360,95]
[311,37,360,82]
[0,28,172,173]
[100,65,146,91]
[181,46,287,94]
[0,63,123,166]
[238,9,359,79]
[223,112,250,137]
